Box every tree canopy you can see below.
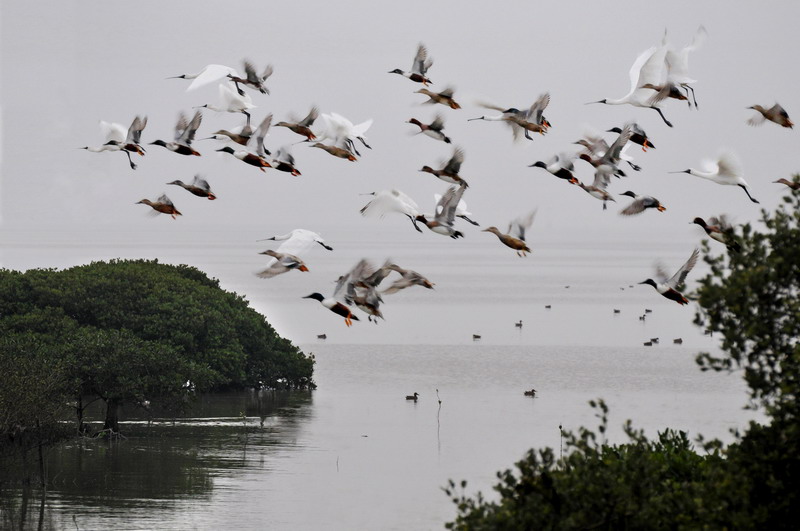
[0,259,314,437]
[446,183,800,529]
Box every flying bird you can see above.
[360,189,423,233]
[482,210,537,256]
[150,110,203,156]
[692,216,741,253]
[619,191,666,215]
[227,60,273,95]
[196,83,256,126]
[420,147,468,187]
[416,87,461,109]
[415,184,468,238]
[639,248,700,305]
[276,106,319,141]
[663,25,707,108]
[167,175,216,200]
[588,44,674,127]
[670,151,759,203]
[256,250,309,278]
[389,43,433,85]
[81,116,148,170]
[136,195,181,219]
[168,64,239,92]
[747,103,793,129]
[216,114,272,171]
[407,114,451,143]
[529,153,579,184]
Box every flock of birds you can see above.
[80,30,797,330]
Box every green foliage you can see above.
[694,189,800,417]
[446,184,800,529]
[0,259,314,438]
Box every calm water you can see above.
[0,230,760,529]
[2,343,756,530]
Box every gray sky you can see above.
[1,1,798,343]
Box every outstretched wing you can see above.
[667,248,699,289]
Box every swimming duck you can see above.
[619,191,666,215]
[588,44,673,127]
[529,153,579,184]
[389,43,433,85]
[256,249,309,278]
[747,103,793,128]
[360,189,424,233]
[271,146,301,176]
[639,248,699,305]
[216,113,272,171]
[407,114,451,143]
[406,392,420,401]
[276,106,319,141]
[196,83,255,126]
[523,388,537,397]
[692,215,740,253]
[150,110,203,156]
[416,87,461,109]
[515,320,523,328]
[169,63,239,92]
[774,178,800,190]
[136,195,181,219]
[227,60,273,96]
[167,175,216,200]
[482,210,537,256]
[607,123,655,151]
[415,184,468,238]
[670,151,759,203]
[420,147,468,187]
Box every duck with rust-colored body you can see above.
[136,195,181,219]
[416,87,461,109]
[483,210,536,257]
[150,110,203,157]
[167,175,216,199]
[420,147,468,187]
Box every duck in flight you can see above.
[639,248,699,305]
[389,43,433,85]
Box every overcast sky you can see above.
[1,2,798,343]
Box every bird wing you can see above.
[412,43,432,75]
[436,185,467,224]
[592,169,612,190]
[360,190,420,218]
[443,147,465,174]
[620,197,646,216]
[260,64,274,82]
[429,114,446,131]
[191,175,212,192]
[508,210,537,241]
[667,248,700,289]
[334,259,375,302]
[249,114,273,157]
[186,64,239,91]
[126,116,147,144]
[636,44,668,89]
[274,146,295,165]
[100,121,127,143]
[219,82,253,108]
[242,61,260,83]
[156,194,174,207]
[526,92,550,123]
[604,124,633,163]
[439,87,456,99]
[300,106,319,127]
[715,152,742,179]
[626,46,658,97]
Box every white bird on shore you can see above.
[670,151,759,203]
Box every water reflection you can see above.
[0,390,312,530]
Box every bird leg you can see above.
[460,215,480,226]
[358,137,372,150]
[641,139,650,152]
[650,106,673,127]
[686,85,698,109]
[242,111,251,127]
[124,151,137,170]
